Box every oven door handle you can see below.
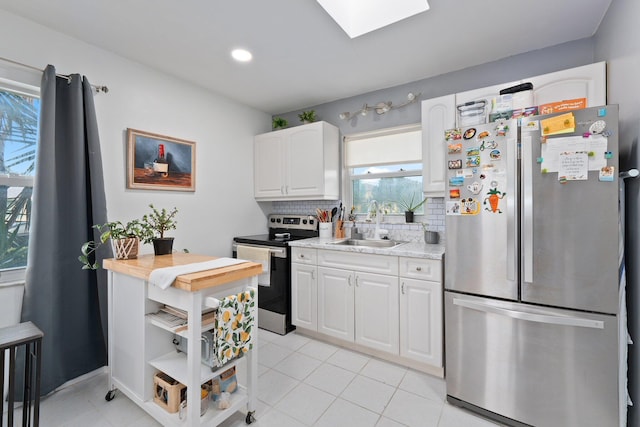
[233,243,287,258]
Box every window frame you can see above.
[343,123,423,216]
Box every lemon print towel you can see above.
[214,288,256,367]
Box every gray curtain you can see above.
[20,65,109,395]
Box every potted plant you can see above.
[272,117,288,130]
[398,193,427,223]
[298,110,317,124]
[141,204,178,255]
[79,220,145,269]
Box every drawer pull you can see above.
[300,254,305,258]
[416,267,422,271]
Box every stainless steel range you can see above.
[232,214,318,335]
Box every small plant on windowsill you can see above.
[298,110,317,124]
[140,204,178,256]
[398,194,427,223]
[79,220,145,269]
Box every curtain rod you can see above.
[0,56,109,94]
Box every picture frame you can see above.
[126,128,196,192]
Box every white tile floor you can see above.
[3,330,502,427]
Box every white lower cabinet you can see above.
[316,250,399,355]
[291,262,318,331]
[317,266,355,341]
[292,248,443,373]
[291,248,318,331]
[399,257,443,367]
[317,266,398,354]
[354,271,399,354]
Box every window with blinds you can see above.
[344,124,424,214]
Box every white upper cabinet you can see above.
[422,95,456,197]
[528,62,606,108]
[254,132,286,199]
[254,121,340,201]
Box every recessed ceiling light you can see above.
[317,0,429,38]
[231,49,253,62]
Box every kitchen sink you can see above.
[330,239,407,248]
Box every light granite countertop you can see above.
[288,237,445,260]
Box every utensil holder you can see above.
[319,222,332,239]
[335,220,345,238]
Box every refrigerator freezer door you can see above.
[445,120,518,300]
[445,292,619,427]
[520,106,619,314]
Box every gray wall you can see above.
[595,0,640,424]
[275,38,595,135]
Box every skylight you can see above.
[317,0,429,38]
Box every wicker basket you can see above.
[111,237,139,260]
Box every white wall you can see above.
[594,0,640,424]
[0,10,272,257]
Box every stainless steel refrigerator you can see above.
[444,105,625,426]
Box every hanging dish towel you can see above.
[236,246,271,287]
[148,258,246,290]
[214,288,256,367]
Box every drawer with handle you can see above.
[292,247,317,264]
[399,257,442,281]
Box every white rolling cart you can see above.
[103,253,262,426]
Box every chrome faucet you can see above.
[368,200,383,240]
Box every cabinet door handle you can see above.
[348,275,352,286]
[280,185,284,194]
[401,282,405,294]
[416,266,422,271]
[311,271,315,280]
[285,185,289,194]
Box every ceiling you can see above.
[0,0,612,114]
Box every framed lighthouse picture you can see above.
[126,128,196,192]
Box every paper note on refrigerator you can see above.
[540,112,575,136]
[540,135,608,174]
[558,151,588,181]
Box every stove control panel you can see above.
[268,214,317,231]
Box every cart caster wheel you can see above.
[245,411,256,424]
[105,390,116,402]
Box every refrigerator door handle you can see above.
[506,134,517,282]
[452,298,604,329]
[521,134,534,283]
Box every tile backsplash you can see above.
[271,198,445,243]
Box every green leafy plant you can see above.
[140,204,178,244]
[298,110,317,123]
[398,193,427,212]
[79,220,144,269]
[272,117,288,129]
